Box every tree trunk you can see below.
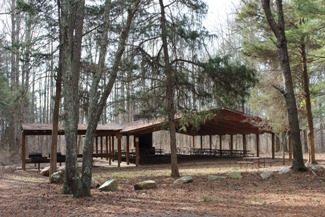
[159,0,180,178]
[303,129,308,153]
[262,0,307,171]
[60,0,85,196]
[50,1,63,175]
[320,111,324,152]
[79,0,140,197]
[300,38,316,164]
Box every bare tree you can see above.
[60,0,85,195]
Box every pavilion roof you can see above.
[121,108,272,136]
[22,108,272,137]
[21,123,123,136]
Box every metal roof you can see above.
[22,109,272,136]
[21,123,123,136]
[121,108,272,136]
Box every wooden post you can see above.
[95,136,99,155]
[109,136,112,165]
[105,136,109,160]
[100,136,103,159]
[230,134,233,157]
[135,137,139,167]
[242,134,247,157]
[272,133,275,159]
[209,135,212,154]
[112,136,115,161]
[219,134,222,156]
[192,136,195,148]
[200,135,203,149]
[126,135,130,165]
[256,134,260,157]
[117,134,122,167]
[22,133,26,171]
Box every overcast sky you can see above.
[204,0,239,32]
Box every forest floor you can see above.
[0,154,325,217]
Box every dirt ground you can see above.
[0,154,325,217]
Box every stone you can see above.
[40,166,50,177]
[278,167,291,175]
[99,179,118,192]
[260,172,273,180]
[91,178,100,188]
[305,163,324,171]
[134,180,157,190]
[207,175,227,181]
[173,175,193,185]
[226,172,242,179]
[49,171,64,184]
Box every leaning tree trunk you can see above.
[159,0,180,178]
[261,0,306,171]
[300,38,316,164]
[79,0,141,197]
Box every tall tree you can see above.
[60,0,85,195]
[50,0,63,176]
[236,0,318,163]
[79,0,141,197]
[158,0,179,177]
[261,0,306,171]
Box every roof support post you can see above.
[192,136,195,148]
[109,136,112,165]
[209,135,212,153]
[256,134,260,157]
[272,133,275,159]
[100,136,103,159]
[219,135,222,157]
[230,134,233,157]
[242,134,247,157]
[117,134,122,167]
[135,137,139,167]
[95,136,99,155]
[105,136,109,160]
[126,135,130,165]
[112,136,115,162]
[22,133,26,171]
[200,135,203,149]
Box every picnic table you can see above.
[240,157,274,168]
[190,148,251,158]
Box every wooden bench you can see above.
[237,161,254,168]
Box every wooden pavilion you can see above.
[21,124,123,170]
[21,108,274,170]
[121,108,275,163]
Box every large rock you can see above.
[99,179,118,192]
[278,167,291,175]
[134,180,157,190]
[91,178,100,188]
[207,175,227,181]
[173,175,193,185]
[41,165,65,177]
[226,172,242,179]
[40,166,50,177]
[49,171,64,184]
[260,172,273,180]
